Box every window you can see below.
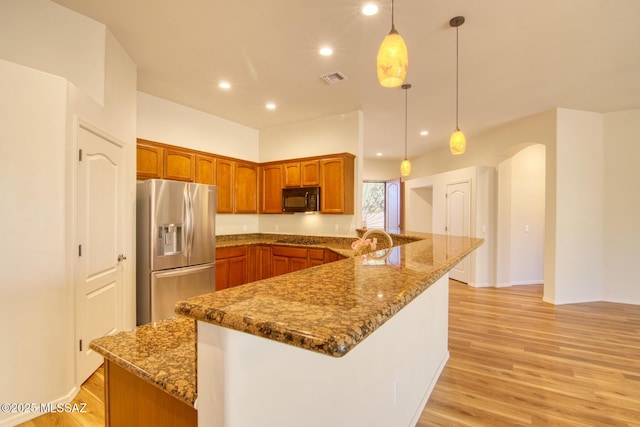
[362,178,401,232]
[362,182,385,228]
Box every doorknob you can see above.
[117,254,127,262]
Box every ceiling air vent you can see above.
[320,71,347,84]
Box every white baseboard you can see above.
[409,351,450,426]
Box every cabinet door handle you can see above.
[117,254,127,262]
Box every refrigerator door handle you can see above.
[189,188,195,259]
[184,185,193,260]
[153,263,213,279]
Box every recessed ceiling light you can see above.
[319,47,333,56]
[361,3,379,16]
[266,102,276,110]
[420,130,429,136]
[376,152,383,157]
[218,81,231,89]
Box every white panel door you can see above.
[75,122,125,383]
[446,181,471,283]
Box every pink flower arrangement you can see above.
[351,237,378,256]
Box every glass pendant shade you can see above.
[450,129,466,155]
[377,28,408,88]
[400,159,411,176]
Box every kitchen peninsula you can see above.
[91,232,482,427]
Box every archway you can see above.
[496,143,546,287]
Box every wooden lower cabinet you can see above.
[256,245,272,280]
[309,248,325,267]
[324,249,343,263]
[247,245,272,282]
[216,244,346,287]
[105,360,196,427]
[215,246,248,290]
[271,246,309,277]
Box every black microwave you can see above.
[282,187,320,212]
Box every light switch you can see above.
[524,225,529,233]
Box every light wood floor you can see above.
[19,280,640,426]
[16,365,104,427]
[418,280,640,426]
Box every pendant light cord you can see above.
[391,0,396,29]
[455,25,459,131]
[404,86,408,159]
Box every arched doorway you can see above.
[496,143,546,287]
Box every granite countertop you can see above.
[89,231,482,407]
[89,316,196,407]
[215,233,357,257]
[214,230,422,258]
[177,233,482,357]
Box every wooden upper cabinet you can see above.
[195,154,216,185]
[164,148,195,182]
[136,141,164,179]
[260,164,283,214]
[216,158,234,213]
[283,160,319,187]
[320,155,355,214]
[283,162,301,187]
[234,162,258,213]
[301,160,320,186]
[136,139,353,216]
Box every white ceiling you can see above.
[52,0,640,160]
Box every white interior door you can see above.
[446,181,471,283]
[75,122,125,383]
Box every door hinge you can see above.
[78,244,82,257]
[79,339,83,352]
[78,149,83,162]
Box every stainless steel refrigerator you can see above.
[136,179,216,325]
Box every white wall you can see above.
[259,111,360,162]
[603,109,640,304]
[405,186,433,233]
[410,110,558,178]
[408,107,639,306]
[259,111,363,236]
[548,109,604,304]
[0,1,137,425]
[0,0,105,105]
[0,61,73,426]
[404,166,496,287]
[497,144,545,286]
[137,92,259,162]
[137,92,261,235]
[362,158,403,181]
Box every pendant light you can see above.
[377,0,408,88]
[449,16,466,155]
[400,83,411,176]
